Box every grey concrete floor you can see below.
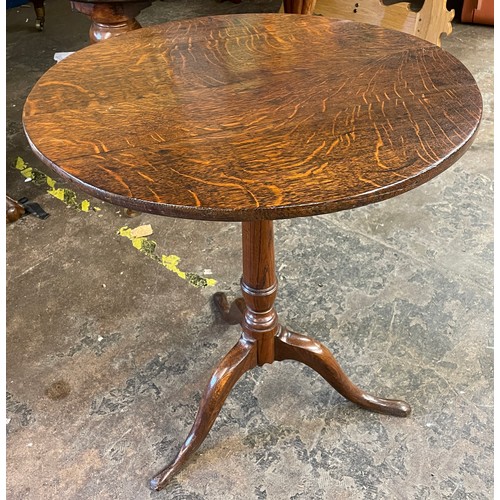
[6,1,493,499]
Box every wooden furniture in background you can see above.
[23,13,482,491]
[6,196,25,223]
[462,0,494,25]
[70,0,318,43]
[282,0,454,46]
[33,0,45,30]
[7,0,45,30]
[284,0,318,13]
[70,0,151,42]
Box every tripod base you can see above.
[150,293,410,491]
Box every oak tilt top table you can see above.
[23,13,482,491]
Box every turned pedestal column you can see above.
[70,0,151,43]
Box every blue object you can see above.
[7,0,30,8]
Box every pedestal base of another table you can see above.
[150,221,411,491]
[70,0,151,43]
[70,0,314,45]
[33,0,45,30]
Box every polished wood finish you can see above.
[70,0,151,43]
[274,329,410,417]
[33,0,45,31]
[6,196,25,223]
[23,14,482,221]
[22,14,482,492]
[151,220,410,491]
[284,0,317,14]
[150,336,257,490]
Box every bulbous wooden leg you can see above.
[275,328,411,417]
[6,196,25,223]
[213,292,245,325]
[33,0,45,31]
[70,1,151,44]
[150,338,257,491]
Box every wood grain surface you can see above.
[23,14,482,221]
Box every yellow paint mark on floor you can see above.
[14,157,216,289]
[118,226,217,288]
[161,254,186,280]
[47,187,66,202]
[15,156,97,212]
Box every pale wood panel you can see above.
[414,0,454,45]
[281,0,454,46]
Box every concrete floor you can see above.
[6,1,493,499]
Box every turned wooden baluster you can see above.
[240,221,279,365]
[6,196,25,223]
[150,221,410,491]
[149,337,257,490]
[283,0,318,14]
[70,0,151,44]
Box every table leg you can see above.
[213,292,246,325]
[6,196,25,223]
[150,338,257,491]
[283,0,318,14]
[33,0,45,31]
[70,1,151,43]
[150,220,410,491]
[274,329,411,417]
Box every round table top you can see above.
[23,14,482,221]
